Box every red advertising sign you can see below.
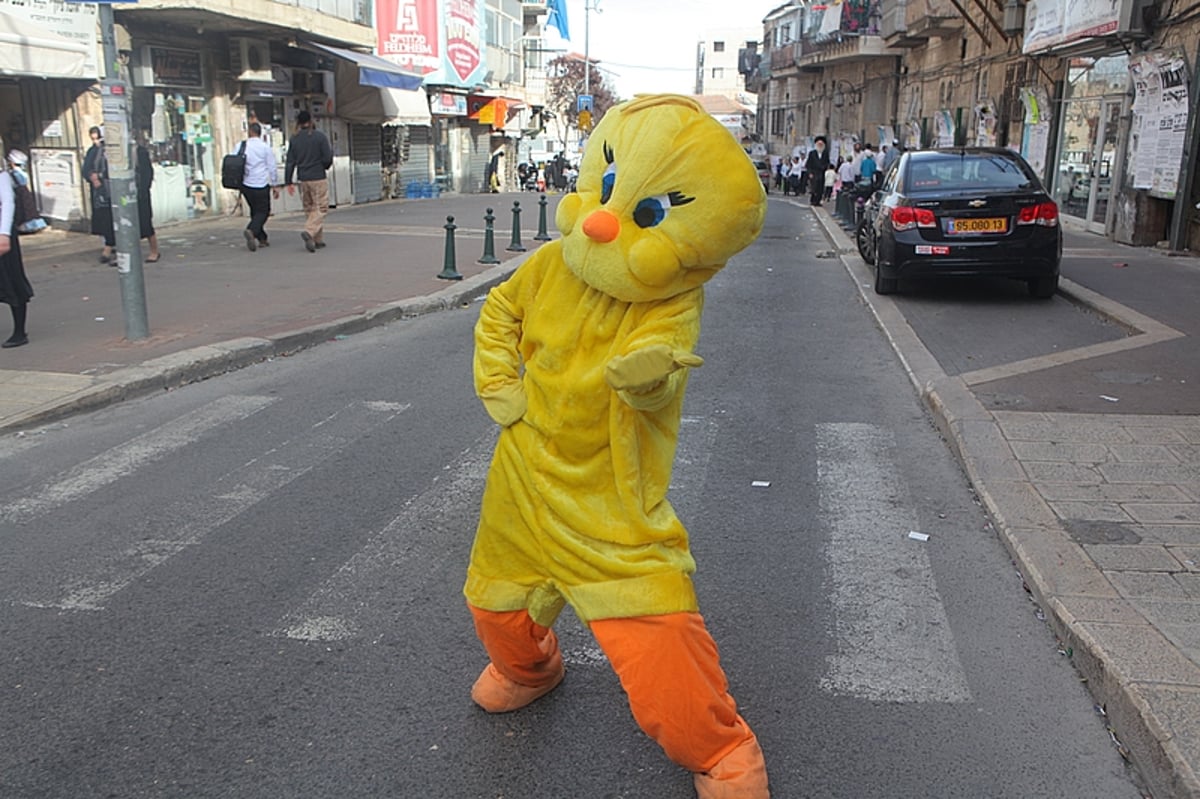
[376,0,440,74]
[445,0,481,84]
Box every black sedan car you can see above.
[863,148,1062,297]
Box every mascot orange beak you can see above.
[582,209,621,243]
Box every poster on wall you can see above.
[934,110,955,147]
[30,148,82,222]
[1128,49,1189,199]
[974,103,997,146]
[376,0,440,75]
[1023,0,1128,54]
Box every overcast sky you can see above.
[542,0,780,99]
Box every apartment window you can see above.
[713,41,725,52]
[771,108,785,135]
[712,67,725,80]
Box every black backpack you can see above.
[7,172,37,233]
[221,141,247,190]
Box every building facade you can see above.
[749,0,1200,250]
[1,0,551,232]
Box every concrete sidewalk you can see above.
[0,193,548,430]
[814,206,1200,799]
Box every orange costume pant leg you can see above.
[590,613,770,798]
[468,605,565,713]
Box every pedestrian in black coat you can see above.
[804,137,830,207]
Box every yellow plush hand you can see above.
[479,381,527,426]
[605,345,704,394]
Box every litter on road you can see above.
[908,531,930,542]
[751,480,771,488]
[1100,395,1120,402]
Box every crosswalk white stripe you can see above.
[276,414,719,648]
[19,400,409,611]
[816,422,972,703]
[276,433,496,641]
[0,395,278,525]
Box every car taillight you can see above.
[891,206,936,231]
[1017,201,1059,227]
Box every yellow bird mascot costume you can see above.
[466,94,769,798]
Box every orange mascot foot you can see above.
[693,734,770,799]
[470,656,565,713]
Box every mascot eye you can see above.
[601,163,617,204]
[600,142,616,204]
[632,191,695,228]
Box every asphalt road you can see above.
[0,201,1147,797]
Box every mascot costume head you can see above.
[465,95,770,799]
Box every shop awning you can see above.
[339,83,431,126]
[306,41,424,90]
[0,12,92,79]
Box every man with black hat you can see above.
[284,110,333,252]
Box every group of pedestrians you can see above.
[0,110,334,351]
[237,109,332,254]
[82,126,161,265]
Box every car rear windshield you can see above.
[906,154,1037,193]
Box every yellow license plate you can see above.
[948,217,1007,234]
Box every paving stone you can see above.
[1136,525,1200,546]
[1009,440,1110,463]
[1125,503,1200,524]
[1129,684,1200,779]
[1077,622,1200,683]
[1035,482,1190,503]
[1049,500,1132,523]
[1170,444,1200,465]
[1100,462,1200,484]
[996,416,1133,443]
[1172,547,1200,571]
[1109,443,1182,463]
[1177,574,1200,598]
[1133,598,1200,625]
[1109,571,1192,599]
[1126,426,1189,445]
[1086,543,1185,571]
[1055,595,1145,624]
[1021,461,1105,483]
[1181,482,1200,502]
[978,481,1060,528]
[1005,525,1119,597]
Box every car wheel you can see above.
[1028,275,1058,299]
[874,264,898,295]
[856,219,875,265]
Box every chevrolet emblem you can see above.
[968,199,987,208]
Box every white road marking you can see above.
[18,400,408,611]
[816,422,972,703]
[0,395,277,525]
[276,434,496,641]
[278,414,722,650]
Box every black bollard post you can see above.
[479,207,500,265]
[507,201,526,252]
[437,215,463,280]
[534,193,552,241]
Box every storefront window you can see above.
[134,91,217,222]
[1053,54,1129,230]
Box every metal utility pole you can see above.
[97,3,150,340]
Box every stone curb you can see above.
[0,257,524,435]
[811,204,1200,799]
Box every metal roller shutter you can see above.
[468,125,492,193]
[351,123,382,204]
[399,126,432,185]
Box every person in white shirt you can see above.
[240,122,279,252]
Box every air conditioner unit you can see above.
[230,37,273,81]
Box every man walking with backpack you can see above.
[240,122,279,252]
[284,110,333,253]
